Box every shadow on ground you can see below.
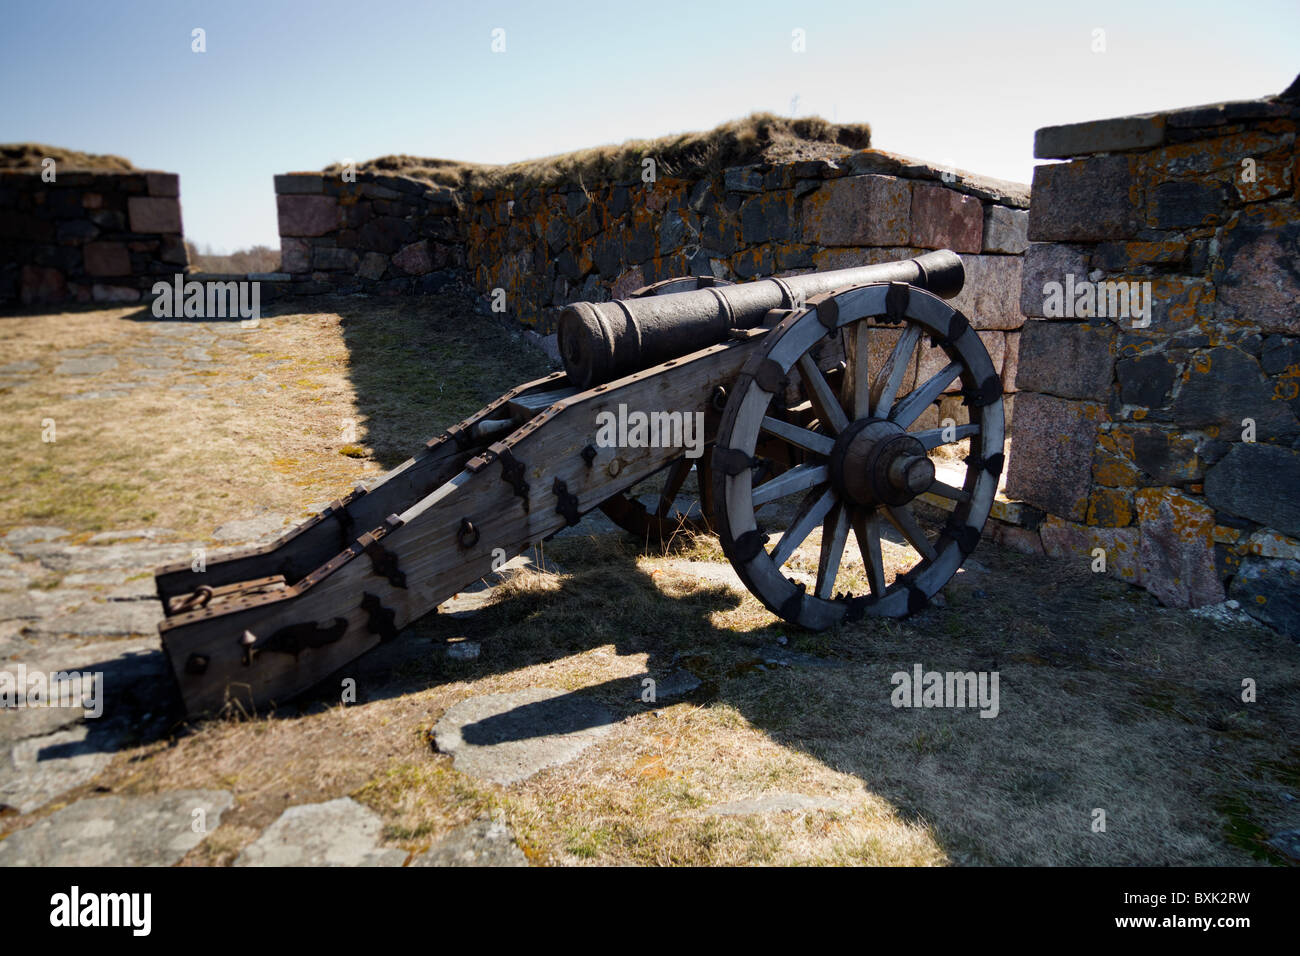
[273,514,1300,866]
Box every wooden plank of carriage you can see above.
[155,371,571,607]
[161,337,763,714]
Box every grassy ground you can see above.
[3,294,1297,866]
[323,113,872,192]
[0,292,553,540]
[63,526,1300,867]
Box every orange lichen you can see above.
[1087,487,1134,527]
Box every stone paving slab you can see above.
[211,514,290,543]
[0,722,128,814]
[234,797,406,867]
[433,687,617,785]
[28,599,162,638]
[54,356,118,376]
[412,819,528,867]
[0,790,233,866]
[3,527,72,547]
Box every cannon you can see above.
[153,249,1004,715]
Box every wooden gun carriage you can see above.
[154,250,1004,715]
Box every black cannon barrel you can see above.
[558,249,964,389]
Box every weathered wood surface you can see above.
[154,371,569,607]
[159,340,763,714]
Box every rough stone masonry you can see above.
[1008,74,1300,634]
[0,169,187,306]
[272,148,1032,431]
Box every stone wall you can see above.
[274,172,463,295]
[1007,77,1300,632]
[276,150,1031,422]
[0,170,187,306]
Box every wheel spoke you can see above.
[695,456,715,522]
[884,503,938,562]
[842,321,871,419]
[770,485,836,567]
[654,456,692,518]
[889,362,962,428]
[851,507,887,598]
[797,353,850,434]
[760,416,835,456]
[928,480,972,503]
[752,463,829,507]
[872,324,922,415]
[815,502,850,600]
[912,423,980,450]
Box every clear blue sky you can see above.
[4,0,1297,252]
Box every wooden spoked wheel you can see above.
[712,281,1005,629]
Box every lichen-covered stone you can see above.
[1014,320,1114,400]
[0,791,233,866]
[740,191,792,244]
[1002,331,1020,393]
[1116,352,1179,408]
[983,205,1028,254]
[1129,426,1202,484]
[1213,204,1300,336]
[910,184,983,253]
[1020,242,1089,318]
[1004,392,1100,521]
[1147,180,1227,229]
[609,265,646,299]
[1038,516,1140,581]
[1135,487,1225,607]
[1091,240,1189,273]
[1229,556,1300,640]
[798,174,910,246]
[1163,346,1298,439]
[1204,443,1300,538]
[1087,486,1134,527]
[277,194,339,238]
[236,798,405,867]
[1028,155,1140,242]
[1034,114,1166,159]
[732,246,774,279]
[724,166,765,193]
[946,255,1026,330]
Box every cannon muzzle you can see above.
[558,249,964,389]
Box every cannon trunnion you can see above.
[154,251,1002,715]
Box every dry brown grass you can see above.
[323,113,871,192]
[18,524,1291,868]
[0,292,551,539]
[0,143,135,171]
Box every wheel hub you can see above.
[830,418,935,508]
